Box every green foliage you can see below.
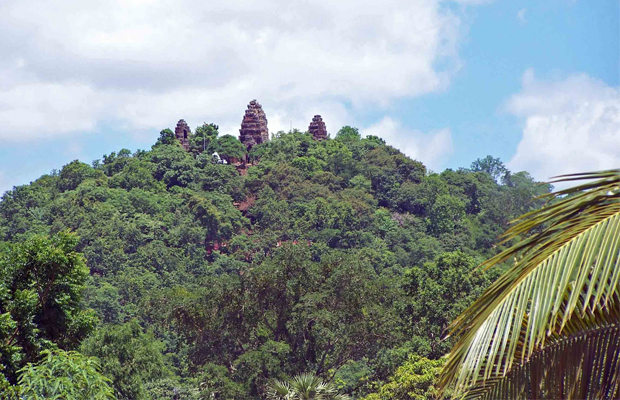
[189,123,219,155]
[58,160,104,193]
[149,144,197,188]
[215,134,247,162]
[156,129,176,146]
[362,356,444,400]
[187,191,247,242]
[441,170,620,399]
[0,231,96,383]
[0,127,553,399]
[16,349,115,399]
[400,252,491,358]
[266,373,351,400]
[428,194,465,236]
[80,321,170,399]
[335,126,361,143]
[470,155,507,183]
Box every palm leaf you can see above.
[439,169,620,398]
[266,373,351,400]
[266,379,294,400]
[465,298,620,399]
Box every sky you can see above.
[0,0,618,195]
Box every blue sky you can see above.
[0,0,618,195]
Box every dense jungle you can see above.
[0,125,553,398]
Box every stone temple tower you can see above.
[308,115,327,141]
[174,119,191,151]
[239,100,269,150]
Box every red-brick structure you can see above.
[308,115,327,141]
[239,100,269,150]
[174,119,191,151]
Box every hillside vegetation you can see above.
[0,126,551,398]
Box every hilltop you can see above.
[0,110,551,398]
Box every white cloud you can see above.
[0,0,481,141]
[0,171,7,197]
[517,8,527,24]
[507,69,620,183]
[361,116,454,171]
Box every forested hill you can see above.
[0,126,551,399]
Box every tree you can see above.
[80,321,170,399]
[155,129,176,146]
[149,144,197,188]
[189,123,219,155]
[362,356,445,400]
[215,135,247,162]
[57,160,104,192]
[266,373,351,400]
[427,194,465,237]
[470,156,507,183]
[15,349,116,400]
[440,170,620,399]
[335,126,361,144]
[401,252,490,359]
[0,231,96,383]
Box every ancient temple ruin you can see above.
[239,100,269,150]
[308,115,327,141]
[174,119,191,151]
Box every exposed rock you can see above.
[308,115,327,141]
[239,100,269,150]
[174,119,191,151]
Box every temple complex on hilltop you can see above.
[174,119,191,151]
[239,100,269,150]
[308,115,327,140]
[173,101,329,157]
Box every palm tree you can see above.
[266,373,351,400]
[439,169,620,399]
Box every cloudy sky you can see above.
[0,0,618,194]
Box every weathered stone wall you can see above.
[174,119,191,151]
[239,100,269,150]
[308,115,327,141]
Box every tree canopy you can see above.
[0,124,553,398]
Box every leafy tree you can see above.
[57,160,104,192]
[362,356,445,400]
[427,194,465,237]
[216,135,247,162]
[81,321,170,399]
[349,174,372,191]
[0,231,96,382]
[189,123,219,155]
[0,175,56,241]
[291,156,327,178]
[266,373,351,400]
[470,156,507,183]
[362,135,386,147]
[401,252,490,358]
[149,144,197,188]
[16,349,115,400]
[156,129,176,146]
[109,159,162,191]
[101,149,133,176]
[335,126,361,143]
[187,191,247,243]
[440,170,620,399]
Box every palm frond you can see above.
[440,169,620,398]
[266,379,294,400]
[466,296,620,399]
[466,323,620,400]
[266,373,351,400]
